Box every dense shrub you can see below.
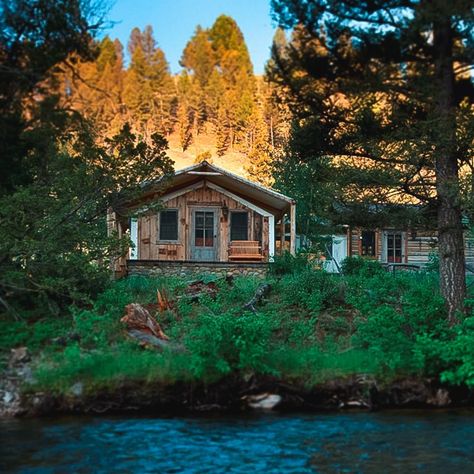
[278,269,341,315]
[6,267,474,392]
[340,256,384,277]
[268,251,312,276]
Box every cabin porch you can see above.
[107,162,296,277]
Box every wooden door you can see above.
[191,209,218,261]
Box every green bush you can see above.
[269,251,312,276]
[19,270,474,393]
[278,269,341,315]
[341,256,384,277]
[350,272,448,374]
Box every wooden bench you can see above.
[228,240,264,261]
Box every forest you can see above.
[1,0,474,417]
[60,15,288,182]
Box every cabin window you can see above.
[159,209,178,241]
[361,230,376,257]
[386,232,403,263]
[230,212,248,240]
[194,211,214,247]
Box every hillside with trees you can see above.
[60,15,289,181]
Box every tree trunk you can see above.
[433,16,466,323]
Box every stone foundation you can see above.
[126,260,268,278]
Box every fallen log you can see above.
[243,283,271,312]
[121,303,169,340]
[157,288,172,312]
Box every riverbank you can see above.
[2,258,474,418]
[2,346,473,418]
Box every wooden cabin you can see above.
[325,227,474,272]
[108,161,296,275]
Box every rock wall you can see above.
[126,260,268,279]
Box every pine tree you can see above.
[181,26,216,87]
[245,105,273,185]
[270,0,474,320]
[60,36,126,137]
[208,15,256,153]
[123,26,174,139]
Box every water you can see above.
[1,411,474,473]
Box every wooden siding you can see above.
[349,228,474,266]
[136,184,269,262]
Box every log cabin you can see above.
[325,227,474,272]
[107,161,296,277]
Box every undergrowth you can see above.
[2,256,474,393]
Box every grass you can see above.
[3,257,474,394]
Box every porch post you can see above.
[290,202,296,256]
[129,217,138,260]
[269,215,275,261]
[280,215,286,255]
[106,207,118,275]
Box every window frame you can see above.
[230,211,249,241]
[360,230,376,257]
[157,208,180,243]
[383,230,405,263]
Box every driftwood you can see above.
[120,303,186,351]
[243,283,271,312]
[121,303,169,340]
[126,329,175,350]
[157,289,173,312]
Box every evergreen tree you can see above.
[0,1,174,314]
[270,0,474,320]
[245,105,273,185]
[180,25,216,87]
[123,25,174,138]
[208,15,256,153]
[60,35,126,136]
[0,0,102,193]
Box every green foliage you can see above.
[0,3,175,316]
[349,271,448,374]
[0,318,70,354]
[269,0,473,317]
[437,318,474,386]
[8,266,474,393]
[269,251,312,276]
[340,257,384,277]
[278,269,340,316]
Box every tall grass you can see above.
[6,255,474,393]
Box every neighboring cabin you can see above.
[107,161,296,277]
[325,228,474,272]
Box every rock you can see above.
[9,347,30,367]
[244,393,282,411]
[428,388,451,407]
[70,382,84,398]
[3,391,14,404]
[339,400,370,409]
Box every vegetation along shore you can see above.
[2,257,474,418]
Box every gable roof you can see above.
[140,161,294,216]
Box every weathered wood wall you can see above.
[137,185,268,261]
[348,228,474,266]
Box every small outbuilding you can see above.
[108,161,296,277]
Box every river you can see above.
[1,411,474,473]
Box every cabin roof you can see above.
[140,161,294,216]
